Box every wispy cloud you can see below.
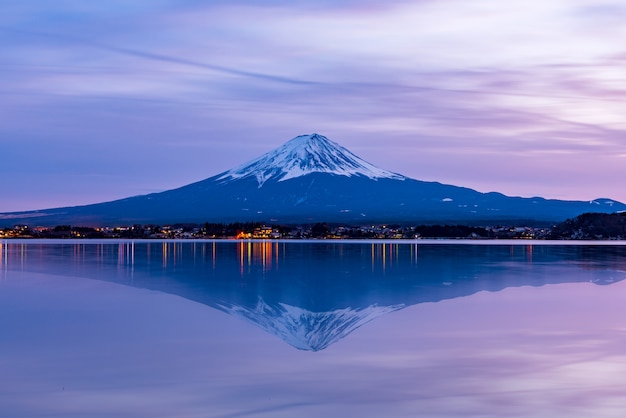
[1,0,626,211]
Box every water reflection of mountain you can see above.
[3,241,626,351]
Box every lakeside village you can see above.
[2,212,625,240]
[1,222,548,240]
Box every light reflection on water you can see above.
[1,240,626,417]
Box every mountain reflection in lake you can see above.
[1,240,626,417]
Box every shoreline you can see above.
[2,238,625,245]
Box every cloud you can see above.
[1,0,626,210]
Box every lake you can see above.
[1,239,626,417]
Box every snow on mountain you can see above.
[217,133,406,187]
[219,297,405,351]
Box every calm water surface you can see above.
[1,240,626,417]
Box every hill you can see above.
[551,212,626,239]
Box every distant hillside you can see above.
[551,212,626,240]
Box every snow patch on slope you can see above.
[218,133,406,187]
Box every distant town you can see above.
[0,222,547,240]
[1,212,625,240]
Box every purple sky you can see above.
[1,1,625,212]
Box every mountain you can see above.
[1,133,625,226]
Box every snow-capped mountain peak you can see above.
[217,133,406,187]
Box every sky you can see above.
[1,0,625,212]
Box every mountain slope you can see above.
[1,133,625,226]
